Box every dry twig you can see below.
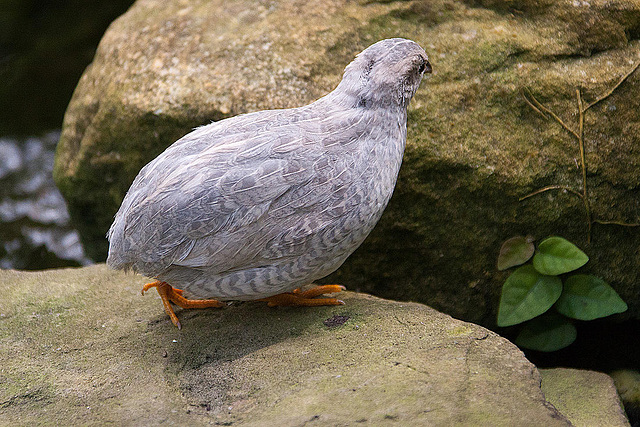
[583,58,640,112]
[521,59,640,242]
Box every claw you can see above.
[142,281,224,329]
[259,284,346,307]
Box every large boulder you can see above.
[54,0,640,325]
[1,265,628,425]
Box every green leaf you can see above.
[532,236,589,275]
[515,313,577,352]
[555,275,628,320]
[497,235,535,270]
[497,265,563,327]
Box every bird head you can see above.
[339,38,431,110]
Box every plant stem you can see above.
[521,58,640,241]
[583,58,640,113]
[522,88,580,140]
[519,185,584,201]
[576,89,591,242]
[594,219,640,227]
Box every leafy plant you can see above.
[496,236,627,352]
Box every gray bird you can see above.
[107,38,431,328]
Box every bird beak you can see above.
[424,60,432,74]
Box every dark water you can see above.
[0,131,91,269]
[0,0,136,269]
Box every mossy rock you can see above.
[0,265,579,425]
[611,370,640,425]
[54,0,640,326]
[540,368,630,427]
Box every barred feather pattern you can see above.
[107,38,430,300]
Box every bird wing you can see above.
[110,108,363,276]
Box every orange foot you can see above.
[258,284,346,307]
[142,281,224,329]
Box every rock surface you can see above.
[611,370,640,426]
[540,368,630,427]
[0,265,581,425]
[54,0,640,325]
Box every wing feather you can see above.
[108,106,367,277]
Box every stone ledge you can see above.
[0,265,581,424]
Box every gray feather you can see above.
[107,38,430,300]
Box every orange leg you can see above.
[142,281,224,329]
[259,284,346,307]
